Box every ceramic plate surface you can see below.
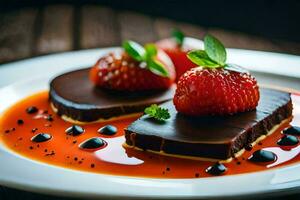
[1,38,300,199]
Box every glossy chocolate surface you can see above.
[125,88,293,160]
[49,68,176,122]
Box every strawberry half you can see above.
[90,48,175,92]
[173,34,260,116]
[174,67,259,116]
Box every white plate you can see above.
[1,39,300,199]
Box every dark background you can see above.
[1,0,300,42]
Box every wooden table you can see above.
[0,4,300,200]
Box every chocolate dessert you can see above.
[49,68,176,122]
[124,88,293,160]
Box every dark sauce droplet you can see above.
[277,135,299,146]
[205,163,227,176]
[26,106,38,114]
[65,125,84,136]
[98,125,117,136]
[79,137,107,150]
[17,119,24,125]
[31,133,52,143]
[282,126,300,136]
[248,149,276,163]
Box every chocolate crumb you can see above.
[17,119,24,125]
[245,144,253,151]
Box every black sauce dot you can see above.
[248,149,276,163]
[31,128,38,133]
[79,161,82,164]
[206,163,227,176]
[65,125,84,136]
[282,126,300,136]
[46,115,53,122]
[91,164,95,168]
[162,171,165,175]
[29,146,34,150]
[17,119,24,125]
[258,142,263,145]
[195,173,200,178]
[11,128,16,131]
[31,133,52,143]
[26,106,38,114]
[74,157,78,161]
[37,144,40,148]
[237,161,241,165]
[43,110,48,114]
[277,135,299,146]
[98,125,117,136]
[44,149,48,152]
[5,130,10,133]
[166,167,170,171]
[72,140,77,144]
[79,137,107,150]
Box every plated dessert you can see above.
[0,33,300,178]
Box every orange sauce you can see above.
[0,91,300,178]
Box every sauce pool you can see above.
[1,91,300,178]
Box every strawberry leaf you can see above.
[145,43,158,59]
[147,59,169,77]
[144,104,170,121]
[204,34,227,66]
[172,29,184,47]
[122,40,146,62]
[187,50,220,68]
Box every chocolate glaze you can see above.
[49,68,175,122]
[248,149,276,162]
[206,163,227,175]
[26,106,38,114]
[125,88,293,160]
[98,125,117,136]
[79,137,107,150]
[65,125,84,136]
[277,135,299,146]
[282,126,300,136]
[31,133,52,143]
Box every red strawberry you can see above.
[173,67,260,116]
[89,50,175,91]
[156,38,197,81]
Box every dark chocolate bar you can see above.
[125,88,293,160]
[49,68,175,122]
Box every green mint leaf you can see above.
[204,34,227,66]
[144,43,158,59]
[147,59,169,77]
[172,29,184,47]
[122,40,145,62]
[187,50,220,68]
[144,104,170,121]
